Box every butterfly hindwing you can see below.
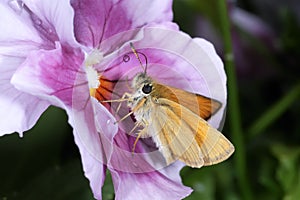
[149,101,204,167]
[150,97,234,167]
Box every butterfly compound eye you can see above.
[142,84,152,94]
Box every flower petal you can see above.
[0,56,48,136]
[22,0,78,46]
[72,127,106,200]
[0,2,51,136]
[0,88,49,136]
[96,110,191,200]
[111,164,192,200]
[11,43,84,108]
[71,0,173,47]
[0,1,42,45]
[69,96,118,199]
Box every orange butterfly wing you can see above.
[148,83,234,167]
[152,83,221,120]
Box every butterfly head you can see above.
[129,43,154,100]
[132,72,153,96]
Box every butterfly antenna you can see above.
[130,42,148,73]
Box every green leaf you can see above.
[18,160,93,200]
[182,163,237,200]
[175,0,221,29]
[182,167,216,200]
[249,83,300,138]
[271,144,300,200]
[102,171,114,200]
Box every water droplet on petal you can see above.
[34,19,42,25]
[8,0,24,14]
[107,119,111,124]
[18,132,24,138]
[123,54,130,62]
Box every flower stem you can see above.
[249,82,300,138]
[216,1,253,200]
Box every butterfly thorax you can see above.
[127,73,156,126]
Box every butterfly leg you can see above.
[115,96,146,124]
[114,92,132,115]
[101,92,132,118]
[132,127,148,154]
[128,122,142,136]
[100,93,130,103]
[132,119,149,154]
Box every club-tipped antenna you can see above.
[130,42,148,73]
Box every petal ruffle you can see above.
[0,1,43,57]
[111,165,192,200]
[0,1,42,44]
[11,43,84,108]
[0,2,51,136]
[72,127,106,200]
[0,88,49,136]
[22,0,78,46]
[69,96,118,200]
[0,56,49,136]
[106,130,192,199]
[71,0,173,47]
[0,0,80,136]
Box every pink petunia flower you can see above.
[0,0,227,199]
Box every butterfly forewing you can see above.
[153,83,221,120]
[150,101,204,167]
